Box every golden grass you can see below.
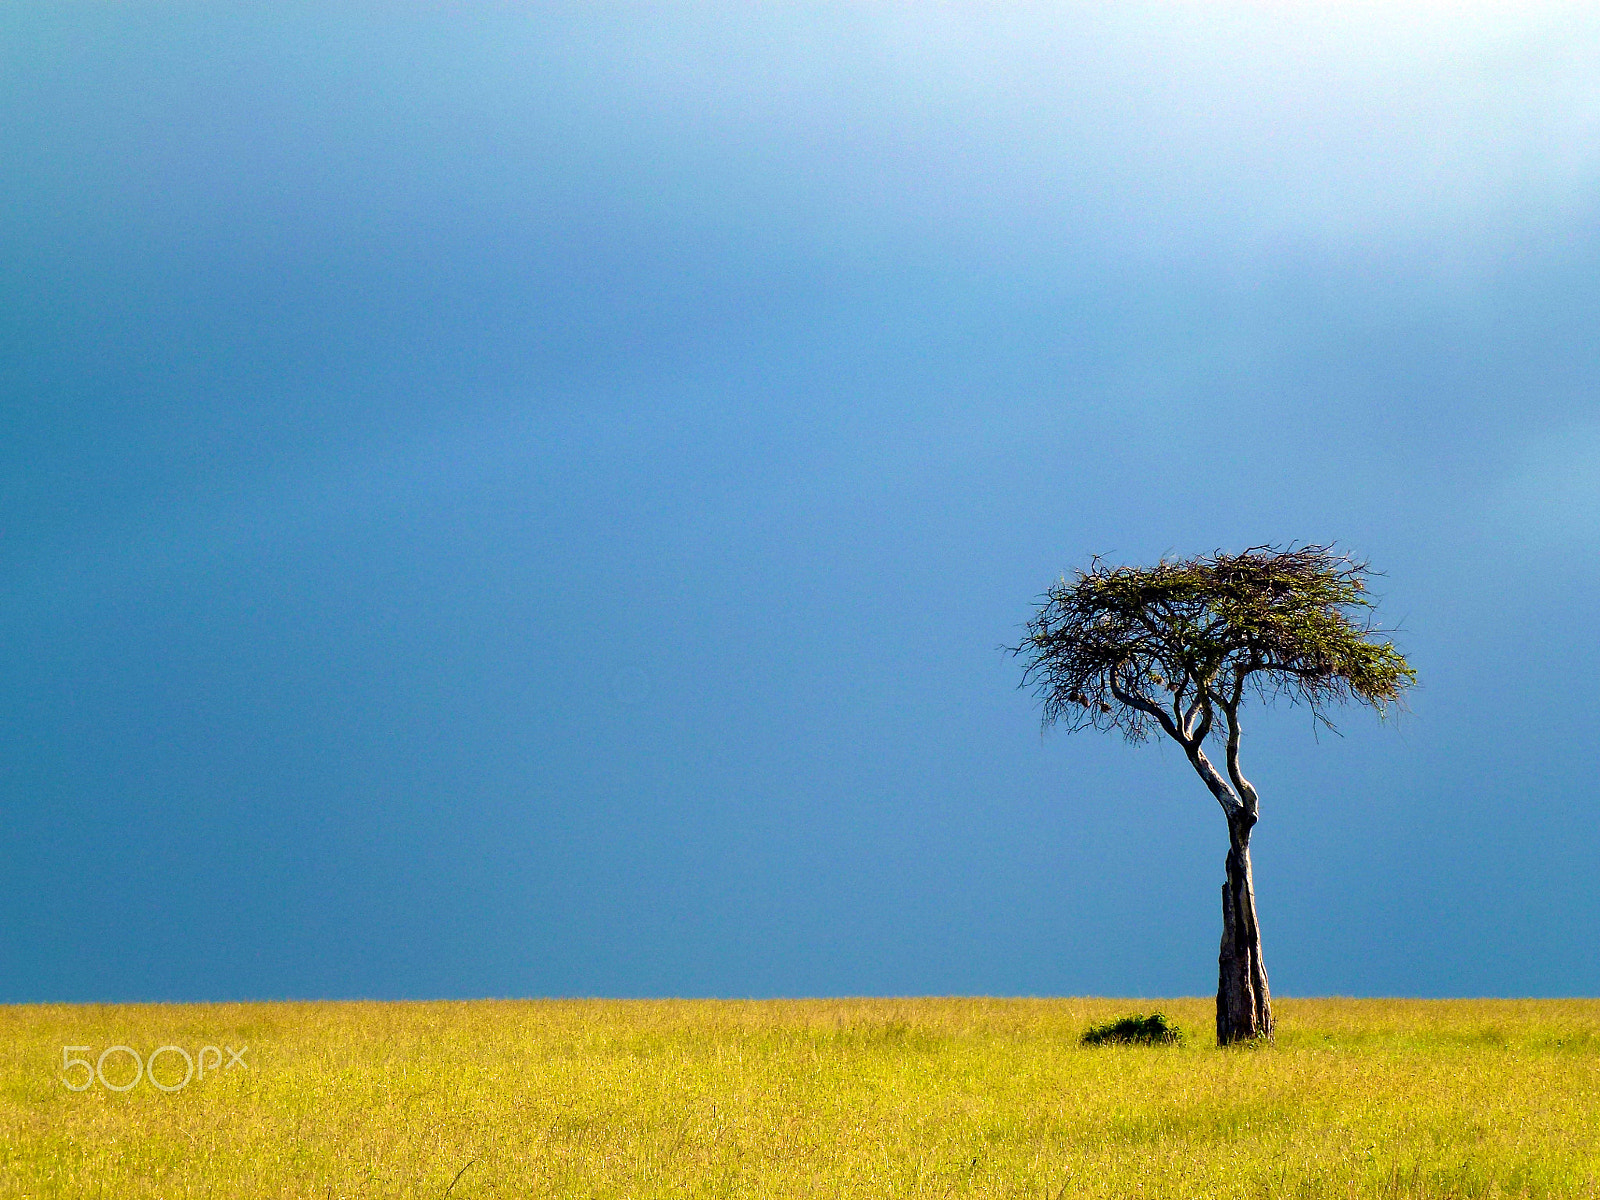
[4,997,1600,1198]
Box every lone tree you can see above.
[1013,545,1415,1045]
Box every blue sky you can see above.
[3,3,1598,1002]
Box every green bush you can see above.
[1080,1011,1185,1046]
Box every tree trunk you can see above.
[1216,818,1273,1045]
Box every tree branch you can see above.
[1218,669,1259,824]
[1186,742,1243,820]
[1181,679,1208,743]
[1109,669,1183,744]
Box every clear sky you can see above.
[3,3,1598,1002]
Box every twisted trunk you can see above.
[1217,815,1272,1044]
[1114,666,1274,1044]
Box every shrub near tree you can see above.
[1080,1012,1185,1046]
[1013,545,1415,1045]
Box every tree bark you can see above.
[1216,817,1273,1045]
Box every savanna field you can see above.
[4,998,1600,1199]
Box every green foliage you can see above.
[1080,1011,1186,1046]
[1013,544,1416,744]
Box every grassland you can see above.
[4,997,1600,1198]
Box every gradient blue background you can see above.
[3,4,1598,1002]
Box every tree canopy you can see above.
[1013,543,1415,840]
[1016,544,1413,744]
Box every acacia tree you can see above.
[1013,545,1415,1045]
